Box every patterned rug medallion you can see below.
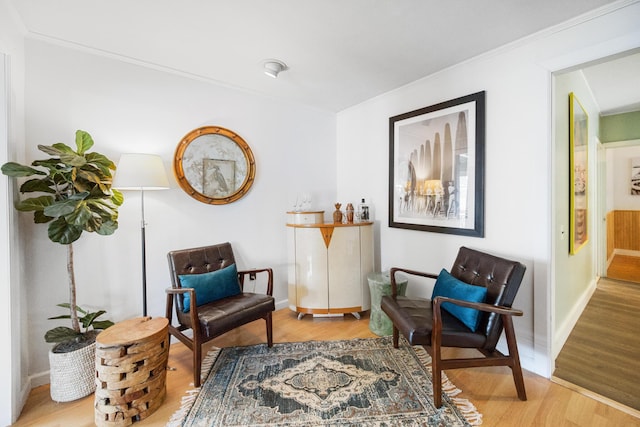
[168,337,481,426]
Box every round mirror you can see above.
[174,126,256,204]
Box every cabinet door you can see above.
[286,227,297,311]
[328,226,362,311]
[294,228,329,311]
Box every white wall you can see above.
[606,143,640,210]
[553,71,600,357]
[336,1,640,376]
[0,0,27,423]
[23,38,337,383]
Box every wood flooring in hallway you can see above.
[553,277,640,414]
[607,253,640,283]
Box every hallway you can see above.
[553,277,640,414]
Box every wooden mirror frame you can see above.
[174,126,256,204]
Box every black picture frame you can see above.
[389,91,485,237]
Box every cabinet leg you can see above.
[351,312,361,320]
[297,312,305,320]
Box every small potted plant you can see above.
[1,130,123,401]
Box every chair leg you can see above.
[392,326,400,348]
[503,315,527,401]
[193,341,202,388]
[431,344,443,408]
[266,312,273,347]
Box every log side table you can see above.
[94,316,169,427]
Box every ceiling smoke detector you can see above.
[263,59,288,78]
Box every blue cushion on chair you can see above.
[431,269,488,332]
[179,263,241,313]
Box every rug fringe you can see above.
[412,344,483,426]
[166,347,222,427]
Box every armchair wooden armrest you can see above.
[165,287,201,350]
[389,267,438,296]
[237,267,274,295]
[433,296,523,317]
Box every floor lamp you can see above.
[113,153,169,316]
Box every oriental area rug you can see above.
[167,337,482,426]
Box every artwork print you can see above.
[389,91,485,237]
[569,92,588,254]
[631,157,640,195]
[203,159,235,198]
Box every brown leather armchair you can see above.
[381,246,527,407]
[166,242,274,386]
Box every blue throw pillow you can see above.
[179,263,241,313]
[431,269,488,332]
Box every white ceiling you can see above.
[581,51,640,115]
[8,0,638,113]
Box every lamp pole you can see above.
[140,188,148,317]
[113,153,169,317]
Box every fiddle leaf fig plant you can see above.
[45,304,115,351]
[1,130,123,349]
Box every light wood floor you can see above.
[607,254,640,284]
[554,277,640,413]
[13,309,640,427]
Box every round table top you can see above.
[367,271,408,285]
[96,316,169,347]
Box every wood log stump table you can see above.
[94,317,169,427]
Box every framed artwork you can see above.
[388,91,485,237]
[569,92,588,254]
[174,126,256,205]
[631,157,640,195]
[203,158,236,198]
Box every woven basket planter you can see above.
[49,342,97,402]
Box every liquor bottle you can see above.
[359,198,370,221]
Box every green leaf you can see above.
[57,303,88,315]
[65,202,93,226]
[52,142,77,154]
[60,152,86,167]
[92,320,114,331]
[44,326,82,344]
[20,178,56,194]
[86,199,118,222]
[80,310,106,329]
[75,130,94,154]
[47,314,71,320]
[44,198,81,217]
[15,195,54,212]
[76,168,102,185]
[111,189,124,206]
[40,143,86,167]
[96,219,118,235]
[32,158,62,170]
[83,213,103,232]
[37,144,65,157]
[34,210,53,224]
[48,217,83,244]
[85,152,115,174]
[1,162,46,177]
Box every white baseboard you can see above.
[275,299,289,311]
[30,370,50,388]
[553,279,597,359]
[612,248,640,257]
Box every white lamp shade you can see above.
[113,153,170,190]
